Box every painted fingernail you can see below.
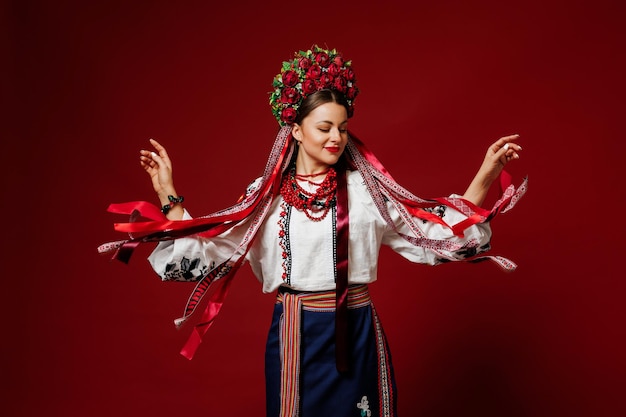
[503,144,509,150]
[151,152,157,157]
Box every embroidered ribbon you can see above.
[371,304,395,417]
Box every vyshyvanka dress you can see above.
[147,170,492,417]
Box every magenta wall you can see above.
[5,1,625,416]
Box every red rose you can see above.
[302,79,318,95]
[328,63,341,76]
[319,73,334,88]
[344,67,355,81]
[306,65,322,80]
[333,76,347,93]
[281,87,301,104]
[298,57,312,70]
[281,107,297,124]
[333,55,344,67]
[282,70,299,87]
[346,86,358,100]
[315,51,330,67]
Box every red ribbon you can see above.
[179,257,245,360]
[334,166,350,373]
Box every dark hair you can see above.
[294,89,351,125]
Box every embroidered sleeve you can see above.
[147,209,247,282]
[381,196,492,265]
[147,177,263,282]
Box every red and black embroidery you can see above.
[278,201,293,284]
[164,258,212,281]
[421,205,446,223]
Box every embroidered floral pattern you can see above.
[435,240,491,264]
[421,205,446,223]
[456,240,490,258]
[277,201,292,284]
[164,257,211,282]
[357,396,372,416]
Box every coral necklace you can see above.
[280,167,337,221]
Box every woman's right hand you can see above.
[140,139,184,219]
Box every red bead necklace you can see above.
[280,168,337,221]
[294,169,330,186]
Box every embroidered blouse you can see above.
[148,170,491,293]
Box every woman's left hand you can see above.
[462,134,522,206]
[479,134,522,182]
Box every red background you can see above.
[5,1,625,416]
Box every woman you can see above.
[101,46,525,417]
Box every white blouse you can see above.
[148,171,492,293]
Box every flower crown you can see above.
[269,46,359,126]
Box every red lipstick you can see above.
[325,146,340,153]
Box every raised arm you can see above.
[462,134,522,207]
[139,138,185,220]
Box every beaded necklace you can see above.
[294,169,330,185]
[280,167,337,221]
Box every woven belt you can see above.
[276,285,371,417]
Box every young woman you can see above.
[101,46,526,417]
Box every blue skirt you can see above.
[265,285,397,417]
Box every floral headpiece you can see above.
[269,46,359,126]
